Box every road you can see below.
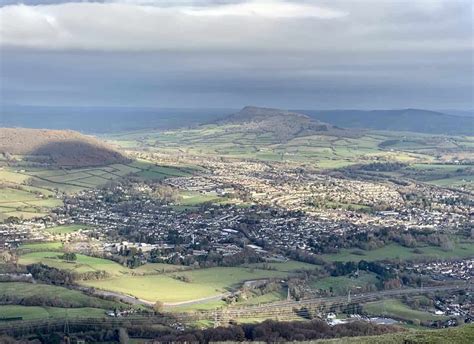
[164,292,231,308]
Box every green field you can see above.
[83,274,221,303]
[428,175,473,189]
[17,249,188,277]
[321,242,474,262]
[0,305,106,321]
[0,159,197,222]
[18,251,130,275]
[24,163,143,192]
[131,262,191,274]
[167,299,228,313]
[244,260,319,272]
[107,128,474,171]
[238,289,288,306]
[310,271,379,295]
[405,163,474,190]
[312,324,474,344]
[20,242,64,251]
[363,299,446,322]
[0,186,61,221]
[128,160,195,180]
[46,224,89,234]
[82,267,292,303]
[14,247,297,304]
[177,191,224,206]
[108,127,474,192]
[0,282,122,309]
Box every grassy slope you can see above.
[112,127,416,166]
[82,274,220,303]
[0,305,106,321]
[16,249,296,304]
[18,251,130,275]
[313,324,474,344]
[14,250,309,305]
[46,224,88,234]
[321,242,474,262]
[20,242,64,251]
[82,267,290,303]
[0,282,122,309]
[363,299,445,322]
[110,127,473,190]
[311,271,379,294]
[0,159,196,222]
[244,260,320,272]
[17,250,186,276]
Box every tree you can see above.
[0,251,12,263]
[440,237,454,251]
[153,300,164,313]
[61,252,77,261]
[118,327,129,344]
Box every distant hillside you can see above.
[212,106,352,141]
[313,324,473,344]
[0,128,127,167]
[297,109,473,135]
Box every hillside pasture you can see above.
[0,305,106,321]
[82,275,220,304]
[177,191,224,206]
[0,187,63,221]
[313,324,474,344]
[244,260,319,272]
[17,249,186,278]
[82,266,292,304]
[109,127,464,169]
[310,271,379,295]
[321,242,474,263]
[363,299,445,322]
[23,163,142,192]
[20,242,63,251]
[0,282,122,309]
[18,251,129,275]
[46,224,89,235]
[0,159,194,222]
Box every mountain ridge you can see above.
[296,108,473,135]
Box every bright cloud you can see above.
[0,1,346,51]
[0,0,472,108]
[180,1,347,19]
[0,0,470,53]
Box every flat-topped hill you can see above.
[212,106,350,141]
[216,106,312,123]
[0,128,127,167]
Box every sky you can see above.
[0,0,473,109]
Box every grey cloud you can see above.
[0,0,472,109]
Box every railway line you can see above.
[0,283,468,334]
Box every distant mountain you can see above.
[0,128,127,167]
[296,109,473,135]
[441,109,474,118]
[212,106,350,141]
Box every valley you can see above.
[0,107,472,342]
